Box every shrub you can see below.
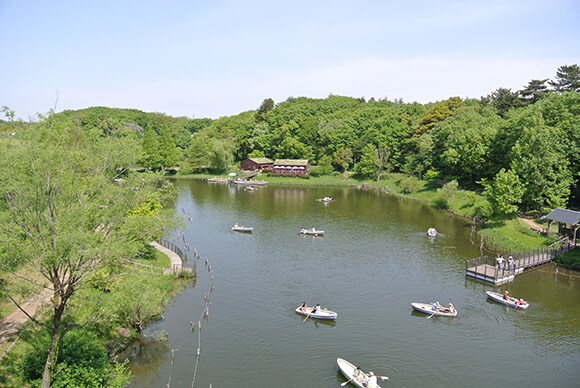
[432,196,449,209]
[472,199,493,221]
[19,329,130,387]
[400,176,421,194]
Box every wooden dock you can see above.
[466,237,574,284]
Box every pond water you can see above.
[128,180,580,388]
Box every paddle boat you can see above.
[486,291,529,309]
[411,302,457,317]
[300,227,324,236]
[337,358,387,388]
[427,227,437,237]
[295,304,337,320]
[232,223,253,233]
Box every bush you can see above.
[432,196,449,209]
[309,165,333,177]
[19,329,130,387]
[555,248,580,271]
[400,176,421,194]
[472,199,493,221]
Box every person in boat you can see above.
[432,301,442,311]
[515,298,525,308]
[367,371,378,388]
[300,301,307,312]
[313,303,321,313]
[448,303,456,314]
[353,366,362,380]
[503,291,509,300]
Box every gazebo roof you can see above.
[542,208,580,226]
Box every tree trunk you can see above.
[41,298,66,387]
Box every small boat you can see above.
[300,228,324,236]
[295,306,337,320]
[337,358,386,388]
[244,186,257,191]
[321,196,333,202]
[427,227,437,237]
[411,302,457,317]
[486,291,529,309]
[232,224,253,233]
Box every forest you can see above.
[2,64,579,218]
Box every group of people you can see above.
[503,291,525,307]
[353,367,378,388]
[496,255,516,272]
[432,301,455,314]
[300,302,320,314]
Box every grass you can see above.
[136,244,172,268]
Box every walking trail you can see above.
[0,242,181,353]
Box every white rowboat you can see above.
[300,228,324,236]
[411,302,457,317]
[337,358,384,388]
[295,306,337,320]
[232,224,253,233]
[486,291,529,309]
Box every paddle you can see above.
[302,309,312,323]
[340,377,354,386]
[427,311,437,319]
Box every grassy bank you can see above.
[555,248,580,270]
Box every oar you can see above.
[340,376,354,386]
[378,375,389,380]
[302,309,312,322]
[427,311,437,319]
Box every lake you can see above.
[128,179,580,387]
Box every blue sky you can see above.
[1,0,579,120]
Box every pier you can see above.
[465,237,574,284]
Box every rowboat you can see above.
[411,302,457,317]
[486,291,529,309]
[337,358,385,388]
[300,228,324,236]
[232,224,253,233]
[295,306,337,320]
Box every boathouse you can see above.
[240,157,274,172]
[542,207,580,244]
[272,159,310,176]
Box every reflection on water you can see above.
[128,180,580,388]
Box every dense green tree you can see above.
[255,98,275,122]
[486,88,522,117]
[210,139,235,173]
[416,97,464,136]
[0,113,175,387]
[481,168,524,218]
[332,147,353,171]
[519,79,550,104]
[549,64,580,93]
[141,126,162,170]
[509,121,573,211]
[430,106,499,186]
[187,132,212,171]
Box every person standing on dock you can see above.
[496,255,505,272]
[508,256,515,272]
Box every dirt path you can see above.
[0,287,52,347]
[519,217,545,233]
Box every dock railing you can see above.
[466,237,573,283]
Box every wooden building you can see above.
[272,159,310,176]
[240,158,274,172]
[542,208,580,244]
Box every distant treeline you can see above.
[2,65,578,214]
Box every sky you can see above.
[1,0,579,120]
